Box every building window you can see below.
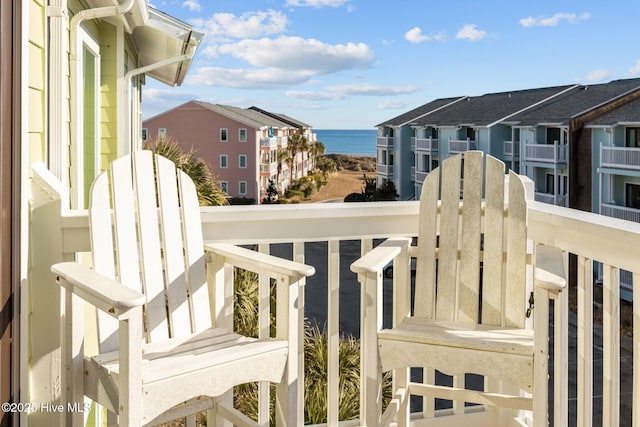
[626,183,640,209]
[626,127,640,148]
[158,128,167,141]
[220,155,228,168]
[142,128,148,141]
[239,181,248,195]
[239,128,247,142]
[220,181,228,193]
[546,128,561,144]
[220,128,228,142]
[239,155,247,168]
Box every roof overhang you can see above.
[131,8,204,86]
[86,1,203,86]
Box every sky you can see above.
[143,0,640,129]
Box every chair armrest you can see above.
[52,262,146,316]
[351,238,411,275]
[204,242,315,279]
[534,245,567,296]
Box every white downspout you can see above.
[68,0,135,208]
[124,51,195,152]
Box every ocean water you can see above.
[314,129,377,156]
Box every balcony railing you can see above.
[260,162,278,174]
[376,136,394,148]
[377,163,394,176]
[448,138,477,154]
[600,144,640,171]
[414,170,428,184]
[415,137,439,153]
[504,140,520,157]
[524,141,568,163]
[410,137,416,150]
[601,202,640,223]
[535,192,568,207]
[30,164,640,426]
[260,137,276,148]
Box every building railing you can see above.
[414,170,429,184]
[260,162,278,174]
[260,137,276,148]
[601,202,640,223]
[377,163,394,175]
[30,164,640,426]
[524,140,568,163]
[448,138,477,154]
[410,137,416,150]
[504,140,520,157]
[376,136,394,148]
[600,143,640,170]
[415,137,439,153]
[535,192,568,207]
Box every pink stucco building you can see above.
[142,101,316,203]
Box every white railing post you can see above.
[328,240,340,426]
[577,256,593,427]
[603,264,621,427]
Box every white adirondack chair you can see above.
[351,151,566,427]
[51,151,314,426]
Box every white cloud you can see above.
[456,24,487,41]
[287,84,420,100]
[520,12,591,27]
[218,36,374,74]
[187,66,314,89]
[378,99,416,110]
[285,0,350,8]
[629,59,640,76]
[191,10,289,42]
[182,0,200,12]
[404,27,445,44]
[580,69,611,83]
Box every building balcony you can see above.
[601,202,640,223]
[600,144,640,171]
[535,192,568,207]
[524,141,568,164]
[504,140,520,158]
[376,136,394,149]
[260,137,277,148]
[415,137,439,153]
[410,137,416,150]
[30,164,640,427]
[415,170,429,184]
[448,138,477,154]
[260,161,278,175]
[376,163,394,176]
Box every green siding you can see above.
[28,0,45,165]
[100,25,118,169]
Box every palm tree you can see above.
[143,137,229,206]
[309,140,325,171]
[287,132,309,179]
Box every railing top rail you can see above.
[33,163,640,273]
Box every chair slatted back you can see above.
[90,151,211,353]
[414,151,532,328]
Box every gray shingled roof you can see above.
[194,101,293,129]
[412,85,576,127]
[508,78,640,126]
[248,106,312,128]
[584,97,640,126]
[376,97,466,127]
